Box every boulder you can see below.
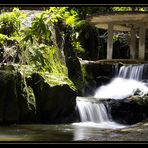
[0,66,37,124]
[16,73,37,123]
[0,70,19,124]
[0,64,77,124]
[107,98,148,125]
[31,73,77,124]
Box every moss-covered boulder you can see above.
[0,64,77,124]
[0,70,19,124]
[32,73,77,124]
[0,65,37,124]
[16,73,37,123]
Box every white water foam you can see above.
[94,77,148,100]
[72,121,125,129]
[75,97,125,130]
[76,99,109,122]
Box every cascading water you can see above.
[75,64,148,130]
[95,64,148,100]
[76,97,109,123]
[73,97,125,140]
[74,96,125,131]
[118,64,144,80]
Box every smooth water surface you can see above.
[0,123,127,142]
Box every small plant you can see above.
[0,8,25,36]
[72,41,85,54]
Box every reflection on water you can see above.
[0,122,126,142]
[72,121,126,140]
[0,124,73,142]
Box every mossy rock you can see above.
[16,72,37,123]
[0,68,37,124]
[0,64,77,124]
[0,70,19,124]
[31,73,77,123]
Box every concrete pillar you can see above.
[130,28,136,59]
[107,23,113,59]
[138,23,146,60]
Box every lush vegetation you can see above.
[0,6,147,91]
[0,8,68,84]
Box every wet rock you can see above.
[16,73,37,124]
[0,70,19,124]
[32,73,77,124]
[107,98,148,125]
[0,64,77,124]
[80,61,119,95]
[128,88,148,105]
[84,63,114,87]
[0,65,37,124]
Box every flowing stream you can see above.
[1,64,148,142]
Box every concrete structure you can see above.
[86,11,148,60]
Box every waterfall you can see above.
[73,97,125,140]
[74,97,125,129]
[118,64,144,80]
[76,97,109,123]
[118,64,148,82]
[74,64,148,130]
[95,64,148,100]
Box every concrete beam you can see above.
[95,24,131,32]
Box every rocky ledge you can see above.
[0,65,77,125]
